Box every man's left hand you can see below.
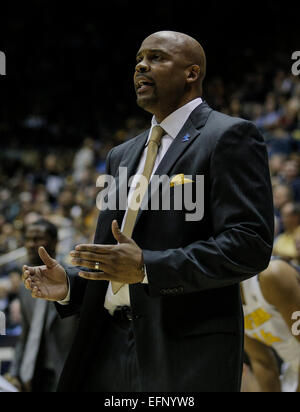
[70,220,145,283]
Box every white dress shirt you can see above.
[60,98,203,315]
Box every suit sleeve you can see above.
[143,121,274,297]
[55,266,88,319]
[55,149,114,319]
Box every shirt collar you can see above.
[149,97,203,142]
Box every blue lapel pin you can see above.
[182,134,190,142]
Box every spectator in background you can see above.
[228,98,245,118]
[266,129,296,159]
[279,159,300,202]
[273,184,294,214]
[273,184,294,235]
[280,98,300,132]
[5,219,78,392]
[72,138,95,183]
[1,271,22,335]
[254,94,282,131]
[43,154,64,203]
[269,154,288,179]
[273,203,300,261]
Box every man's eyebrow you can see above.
[136,49,169,58]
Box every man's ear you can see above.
[186,65,201,84]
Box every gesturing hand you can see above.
[70,220,145,284]
[22,247,69,302]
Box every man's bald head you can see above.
[142,31,206,89]
[134,31,207,122]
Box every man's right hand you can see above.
[22,247,69,302]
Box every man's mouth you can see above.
[136,78,155,94]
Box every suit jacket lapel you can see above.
[154,117,201,177]
[99,130,149,232]
[119,130,150,180]
[155,102,212,177]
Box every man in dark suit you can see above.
[8,220,78,392]
[23,31,274,392]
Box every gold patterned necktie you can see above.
[112,125,165,294]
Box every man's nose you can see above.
[136,60,150,73]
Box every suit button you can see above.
[178,287,184,294]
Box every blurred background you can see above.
[0,0,300,390]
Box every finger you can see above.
[70,251,111,263]
[23,271,37,287]
[24,277,38,290]
[31,286,42,299]
[71,259,110,271]
[22,266,35,277]
[24,278,33,291]
[38,247,57,269]
[75,244,113,254]
[22,270,30,282]
[111,220,130,244]
[78,271,112,281]
[22,265,40,284]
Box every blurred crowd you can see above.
[0,119,148,336]
[0,65,300,366]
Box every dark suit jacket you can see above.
[10,284,79,391]
[56,102,274,392]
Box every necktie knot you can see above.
[149,125,165,147]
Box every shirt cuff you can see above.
[57,277,71,305]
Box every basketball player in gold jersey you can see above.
[242,258,300,392]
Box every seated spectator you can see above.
[269,154,288,180]
[254,94,282,131]
[0,270,22,335]
[72,138,95,183]
[279,159,300,202]
[266,128,297,158]
[273,203,300,261]
[273,184,294,234]
[273,184,294,215]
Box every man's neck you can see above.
[154,95,202,124]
